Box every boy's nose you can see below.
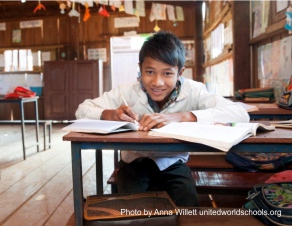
[152,75,164,86]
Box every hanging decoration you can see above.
[109,0,121,11]
[149,3,166,32]
[33,0,46,13]
[67,0,71,8]
[68,1,80,17]
[98,5,109,17]
[29,0,181,27]
[124,0,134,15]
[119,4,125,12]
[59,2,66,14]
[135,0,145,17]
[111,5,116,11]
[134,9,140,22]
[153,20,160,32]
[149,3,166,22]
[175,6,185,22]
[166,4,177,27]
[83,2,91,21]
[98,0,108,5]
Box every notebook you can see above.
[62,119,139,134]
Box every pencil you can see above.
[120,94,139,126]
[209,194,217,208]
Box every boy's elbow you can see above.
[244,112,250,122]
[75,110,81,119]
[75,105,84,119]
[231,105,250,123]
[240,110,250,122]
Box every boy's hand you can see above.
[138,112,197,131]
[101,105,139,123]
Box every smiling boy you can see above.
[75,31,249,206]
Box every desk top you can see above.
[63,127,292,144]
[0,96,39,103]
[233,101,291,116]
[249,108,291,115]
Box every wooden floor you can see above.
[0,124,114,226]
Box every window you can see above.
[3,49,41,72]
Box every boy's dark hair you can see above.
[139,31,186,71]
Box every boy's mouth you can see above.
[151,88,165,96]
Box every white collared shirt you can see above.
[76,79,249,170]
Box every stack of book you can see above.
[234,87,275,102]
[270,120,292,129]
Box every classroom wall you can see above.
[0,1,199,93]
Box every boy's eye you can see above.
[146,70,154,74]
[164,72,173,76]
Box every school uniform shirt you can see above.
[75,78,250,171]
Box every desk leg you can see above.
[96,150,103,194]
[43,125,46,150]
[49,123,52,148]
[71,143,84,226]
[34,99,40,152]
[20,101,26,160]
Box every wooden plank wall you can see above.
[0,1,201,91]
[0,2,197,56]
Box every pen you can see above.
[209,194,217,208]
[120,94,139,126]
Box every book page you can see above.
[149,122,253,152]
[227,122,275,135]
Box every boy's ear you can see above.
[178,67,185,76]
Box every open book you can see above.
[62,119,139,134]
[148,122,275,152]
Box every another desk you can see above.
[0,97,39,159]
[247,103,292,120]
[63,128,292,226]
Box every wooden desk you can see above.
[0,97,39,159]
[248,103,292,120]
[63,128,292,226]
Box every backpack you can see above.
[278,90,292,110]
[226,151,292,172]
[4,86,36,99]
[244,182,292,226]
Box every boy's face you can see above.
[140,57,184,108]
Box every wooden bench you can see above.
[107,154,274,194]
[0,120,52,150]
[107,153,291,207]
